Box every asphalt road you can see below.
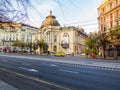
[0,55,120,90]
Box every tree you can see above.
[25,42,32,52]
[0,0,74,22]
[12,40,25,47]
[110,25,120,42]
[97,32,111,58]
[0,0,31,22]
[12,40,25,53]
[37,40,47,55]
[85,32,98,56]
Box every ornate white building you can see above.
[32,11,88,54]
[0,21,38,51]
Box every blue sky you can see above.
[27,0,102,33]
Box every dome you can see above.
[41,11,60,27]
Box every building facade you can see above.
[98,0,120,58]
[98,0,120,32]
[0,21,38,51]
[32,11,88,55]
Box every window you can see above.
[116,10,119,18]
[116,21,119,25]
[101,25,103,31]
[54,35,57,42]
[54,46,57,51]
[104,27,106,32]
[102,8,105,13]
[116,21,120,25]
[116,0,119,6]
[46,31,50,41]
[110,3,113,10]
[110,13,113,21]
[110,22,113,28]
[104,17,106,22]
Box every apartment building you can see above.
[98,0,120,32]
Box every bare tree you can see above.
[0,0,31,22]
[0,0,77,24]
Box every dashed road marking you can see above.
[19,67,39,72]
[59,69,79,74]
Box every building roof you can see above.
[98,0,108,9]
[41,11,60,28]
[0,21,38,29]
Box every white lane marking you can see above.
[50,64,58,67]
[19,67,39,72]
[29,69,39,72]
[59,69,79,74]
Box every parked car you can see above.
[54,52,66,57]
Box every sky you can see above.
[27,0,103,33]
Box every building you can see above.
[98,0,120,32]
[32,11,88,55]
[98,0,120,58]
[0,21,38,52]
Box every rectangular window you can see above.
[104,27,106,32]
[110,13,113,21]
[116,21,119,25]
[116,0,119,6]
[54,36,57,42]
[102,8,105,13]
[104,17,106,22]
[110,3,113,10]
[101,25,103,31]
[110,22,113,28]
[117,21,120,25]
[116,10,119,18]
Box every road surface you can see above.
[0,54,120,90]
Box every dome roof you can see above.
[41,11,60,27]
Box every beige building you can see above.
[98,0,120,58]
[32,11,88,55]
[98,0,120,32]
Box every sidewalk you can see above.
[0,80,18,90]
[0,53,120,71]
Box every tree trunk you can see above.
[40,46,42,55]
[103,46,106,58]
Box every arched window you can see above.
[54,45,57,51]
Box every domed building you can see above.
[32,11,88,55]
[41,11,60,28]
